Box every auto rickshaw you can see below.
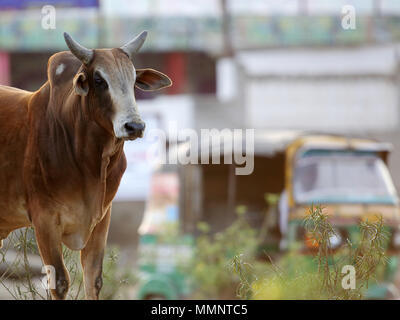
[281,135,400,298]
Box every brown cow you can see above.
[0,31,171,299]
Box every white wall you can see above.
[246,78,398,132]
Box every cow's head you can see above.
[63,31,171,140]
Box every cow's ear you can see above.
[135,68,172,91]
[73,72,89,96]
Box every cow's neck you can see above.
[51,89,124,175]
[33,83,125,213]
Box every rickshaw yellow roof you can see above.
[286,135,393,159]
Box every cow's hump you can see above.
[47,51,82,88]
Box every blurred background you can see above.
[1,0,400,300]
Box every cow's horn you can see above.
[120,31,148,59]
[63,32,93,65]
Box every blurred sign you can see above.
[229,0,298,16]
[101,0,220,17]
[0,1,400,52]
[0,9,98,51]
[102,16,223,53]
[0,0,99,9]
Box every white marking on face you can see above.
[96,66,142,139]
[56,63,65,75]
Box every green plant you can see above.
[100,247,137,300]
[0,228,46,300]
[188,206,259,299]
[230,205,390,300]
[228,254,257,300]
[303,205,389,299]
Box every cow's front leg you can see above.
[80,208,111,300]
[32,213,70,300]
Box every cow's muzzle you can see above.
[124,121,145,139]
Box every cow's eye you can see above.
[94,72,108,89]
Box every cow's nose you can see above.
[124,121,145,137]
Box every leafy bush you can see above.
[188,206,259,299]
[231,205,390,300]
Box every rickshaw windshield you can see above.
[293,151,398,204]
